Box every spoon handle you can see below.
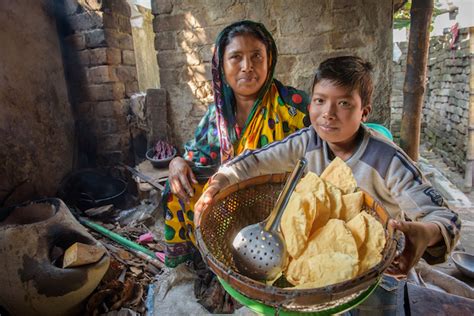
[265,157,307,231]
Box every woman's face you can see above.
[223,34,268,100]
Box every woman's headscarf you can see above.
[184,20,309,165]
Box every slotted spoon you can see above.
[231,157,307,281]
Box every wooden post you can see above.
[399,0,434,161]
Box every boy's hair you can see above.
[312,56,374,107]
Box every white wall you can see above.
[393,0,474,42]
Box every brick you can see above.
[122,50,136,65]
[104,30,134,50]
[65,33,86,50]
[89,47,121,65]
[153,14,185,33]
[125,81,139,97]
[97,118,120,133]
[64,0,80,15]
[198,44,214,62]
[183,64,212,82]
[103,12,132,33]
[76,102,93,116]
[154,31,175,51]
[102,0,131,17]
[88,65,118,83]
[68,12,103,32]
[85,29,106,48]
[116,66,137,82]
[157,51,186,69]
[151,0,172,15]
[159,69,180,85]
[98,151,124,165]
[98,135,123,151]
[77,50,90,66]
[94,101,123,117]
[146,88,169,141]
[87,83,125,101]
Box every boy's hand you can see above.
[386,219,443,276]
[194,174,229,226]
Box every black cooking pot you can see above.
[58,169,127,211]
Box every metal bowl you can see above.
[451,251,474,278]
[146,148,177,168]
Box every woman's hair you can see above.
[311,56,374,107]
[218,20,274,56]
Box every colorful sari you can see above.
[163,21,310,268]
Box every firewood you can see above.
[62,242,106,268]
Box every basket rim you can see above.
[195,173,400,308]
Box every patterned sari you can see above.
[163,21,310,268]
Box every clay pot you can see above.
[0,198,110,316]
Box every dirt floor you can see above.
[420,147,474,287]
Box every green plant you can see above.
[394,0,445,31]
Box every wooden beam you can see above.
[400,0,434,161]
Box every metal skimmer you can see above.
[231,158,307,281]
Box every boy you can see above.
[195,56,461,313]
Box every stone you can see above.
[68,12,103,32]
[157,51,186,69]
[88,65,118,83]
[89,47,121,65]
[184,64,211,82]
[122,50,136,65]
[98,134,123,151]
[85,29,106,48]
[125,81,139,97]
[153,14,185,33]
[275,55,297,75]
[65,33,86,50]
[87,83,125,101]
[146,88,169,143]
[102,0,131,17]
[64,0,80,15]
[77,50,90,66]
[116,65,138,82]
[276,36,312,55]
[154,31,175,51]
[98,151,124,165]
[103,12,132,33]
[94,101,123,117]
[159,69,180,86]
[104,30,134,50]
[151,0,172,15]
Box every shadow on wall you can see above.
[156,11,216,150]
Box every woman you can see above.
[163,20,310,268]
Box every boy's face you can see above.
[309,79,371,148]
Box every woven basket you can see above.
[196,174,400,312]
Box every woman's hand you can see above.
[386,219,443,276]
[168,157,198,203]
[194,174,229,226]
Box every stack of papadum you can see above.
[280,157,386,289]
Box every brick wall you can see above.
[391,27,472,172]
[59,0,139,166]
[151,0,394,149]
